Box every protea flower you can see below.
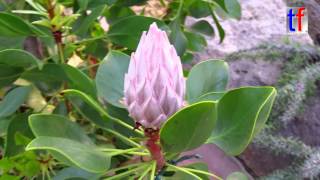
[124,22,185,129]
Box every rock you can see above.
[281,81,320,146]
[183,144,253,179]
[305,0,320,45]
[239,145,294,177]
[186,0,313,59]
[228,59,282,88]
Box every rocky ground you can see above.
[184,0,320,179]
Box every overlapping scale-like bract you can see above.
[124,23,185,129]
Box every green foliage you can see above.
[226,43,320,179]
[107,16,168,50]
[160,101,217,153]
[208,87,276,155]
[186,60,229,103]
[96,51,130,108]
[0,12,46,37]
[26,137,110,173]
[0,86,32,118]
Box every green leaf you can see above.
[214,0,241,20]
[96,50,129,108]
[207,87,277,155]
[190,20,214,36]
[108,16,169,49]
[28,114,93,145]
[164,162,210,180]
[0,65,23,88]
[4,114,34,157]
[60,64,96,97]
[0,37,24,50]
[226,172,248,180]
[22,64,95,95]
[21,63,64,93]
[104,5,135,24]
[160,101,217,153]
[186,60,229,103]
[0,118,10,136]
[73,5,106,37]
[169,19,187,56]
[188,1,211,18]
[76,0,89,12]
[66,93,114,129]
[0,86,32,118]
[26,137,110,173]
[211,11,225,43]
[0,12,45,37]
[195,91,225,102]
[0,49,43,69]
[185,32,207,52]
[53,167,101,180]
[62,89,120,127]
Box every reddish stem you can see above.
[144,128,165,171]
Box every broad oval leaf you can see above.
[207,87,277,155]
[108,16,168,49]
[104,5,135,24]
[188,1,211,18]
[0,86,32,118]
[214,0,241,20]
[185,32,207,52]
[190,20,214,36]
[22,63,95,96]
[169,19,187,56]
[0,49,43,69]
[195,92,225,102]
[186,60,229,103]
[53,167,101,180]
[60,64,96,97]
[96,51,129,108]
[28,114,93,145]
[0,65,23,88]
[64,90,114,129]
[160,101,217,153]
[26,137,110,173]
[62,89,121,127]
[0,12,45,37]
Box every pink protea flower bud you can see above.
[124,22,185,129]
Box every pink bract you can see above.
[124,22,185,129]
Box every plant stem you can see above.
[181,166,223,180]
[166,163,202,180]
[105,129,141,147]
[106,162,147,173]
[57,42,64,64]
[139,165,152,180]
[100,147,149,156]
[150,161,156,180]
[173,0,184,20]
[106,164,148,180]
[144,129,165,171]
